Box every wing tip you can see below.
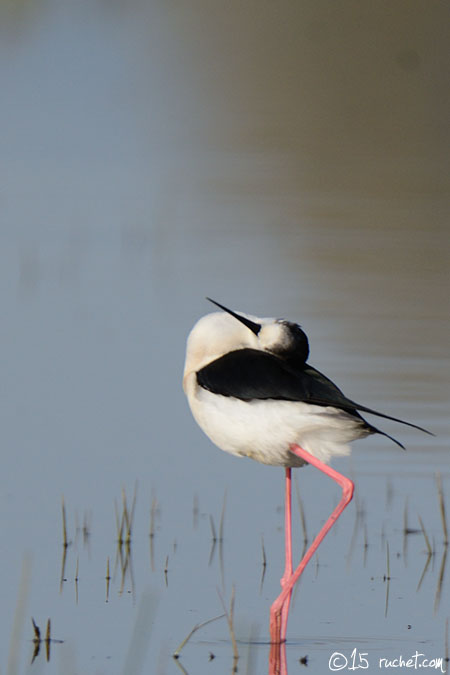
[368,425,406,450]
[353,401,434,437]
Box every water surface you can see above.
[0,2,448,673]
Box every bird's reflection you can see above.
[269,639,288,675]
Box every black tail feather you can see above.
[366,423,406,450]
[307,395,434,438]
[350,401,434,436]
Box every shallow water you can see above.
[0,2,449,674]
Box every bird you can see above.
[182,298,431,644]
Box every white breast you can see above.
[184,373,370,468]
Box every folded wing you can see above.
[197,348,431,438]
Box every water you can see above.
[0,1,449,673]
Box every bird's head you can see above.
[183,299,309,385]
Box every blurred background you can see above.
[0,1,449,673]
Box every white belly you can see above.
[185,374,370,468]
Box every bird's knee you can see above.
[343,477,354,503]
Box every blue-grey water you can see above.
[1,2,449,674]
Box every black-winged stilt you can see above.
[182,298,431,644]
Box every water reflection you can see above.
[269,641,289,675]
[30,617,63,665]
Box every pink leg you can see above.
[270,444,354,644]
[279,468,293,640]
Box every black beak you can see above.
[206,298,261,336]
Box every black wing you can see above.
[197,348,431,436]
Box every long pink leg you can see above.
[270,444,354,644]
[279,468,293,640]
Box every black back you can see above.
[197,348,432,447]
